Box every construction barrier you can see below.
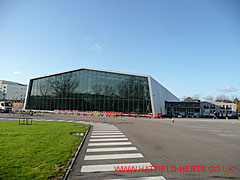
[53,110,162,118]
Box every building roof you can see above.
[0,80,27,86]
[30,67,150,80]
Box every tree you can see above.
[192,94,200,101]
[50,74,79,97]
[183,97,195,102]
[205,95,214,102]
[39,80,50,96]
[233,98,240,111]
[215,94,232,103]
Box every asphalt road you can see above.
[1,114,239,180]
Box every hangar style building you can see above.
[24,68,179,114]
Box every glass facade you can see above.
[25,69,152,113]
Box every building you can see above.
[24,68,179,114]
[0,90,4,99]
[0,80,27,101]
[166,100,237,118]
[201,101,237,118]
[165,101,201,117]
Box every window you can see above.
[25,69,152,113]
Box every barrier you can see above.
[53,110,162,118]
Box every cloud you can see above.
[93,42,102,50]
[217,86,237,93]
[85,36,91,41]
[85,36,103,50]
[12,71,20,75]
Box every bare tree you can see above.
[192,94,200,101]
[180,96,186,101]
[205,95,214,102]
[50,74,79,97]
[39,80,50,96]
[215,94,231,103]
[92,84,103,95]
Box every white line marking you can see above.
[81,162,152,172]
[91,135,126,138]
[92,131,122,133]
[93,129,119,131]
[92,133,123,135]
[87,147,137,152]
[88,142,132,146]
[84,153,143,160]
[108,176,166,180]
[93,127,118,129]
[90,138,128,142]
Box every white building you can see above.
[0,80,27,101]
[201,100,237,117]
[0,90,4,99]
[214,101,237,117]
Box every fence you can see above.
[53,110,162,118]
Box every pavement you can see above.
[1,114,239,180]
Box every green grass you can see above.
[0,121,89,180]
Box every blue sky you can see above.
[0,0,239,100]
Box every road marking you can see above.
[93,129,119,131]
[87,147,137,152]
[88,142,132,146]
[81,162,152,172]
[108,176,166,180]
[91,135,126,138]
[92,132,123,135]
[93,128,119,129]
[90,138,128,142]
[92,131,122,133]
[84,153,143,160]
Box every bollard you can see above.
[226,117,228,120]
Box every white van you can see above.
[0,101,12,113]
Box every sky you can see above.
[0,0,239,100]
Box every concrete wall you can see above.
[0,90,4,99]
[4,84,27,100]
[0,81,27,100]
[149,77,180,114]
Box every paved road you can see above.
[1,114,239,179]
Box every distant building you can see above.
[166,100,237,118]
[210,101,237,118]
[0,80,27,101]
[165,101,201,117]
[0,90,4,99]
[200,101,217,117]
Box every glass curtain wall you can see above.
[25,69,152,113]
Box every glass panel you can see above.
[25,69,152,113]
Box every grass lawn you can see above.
[0,120,89,180]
